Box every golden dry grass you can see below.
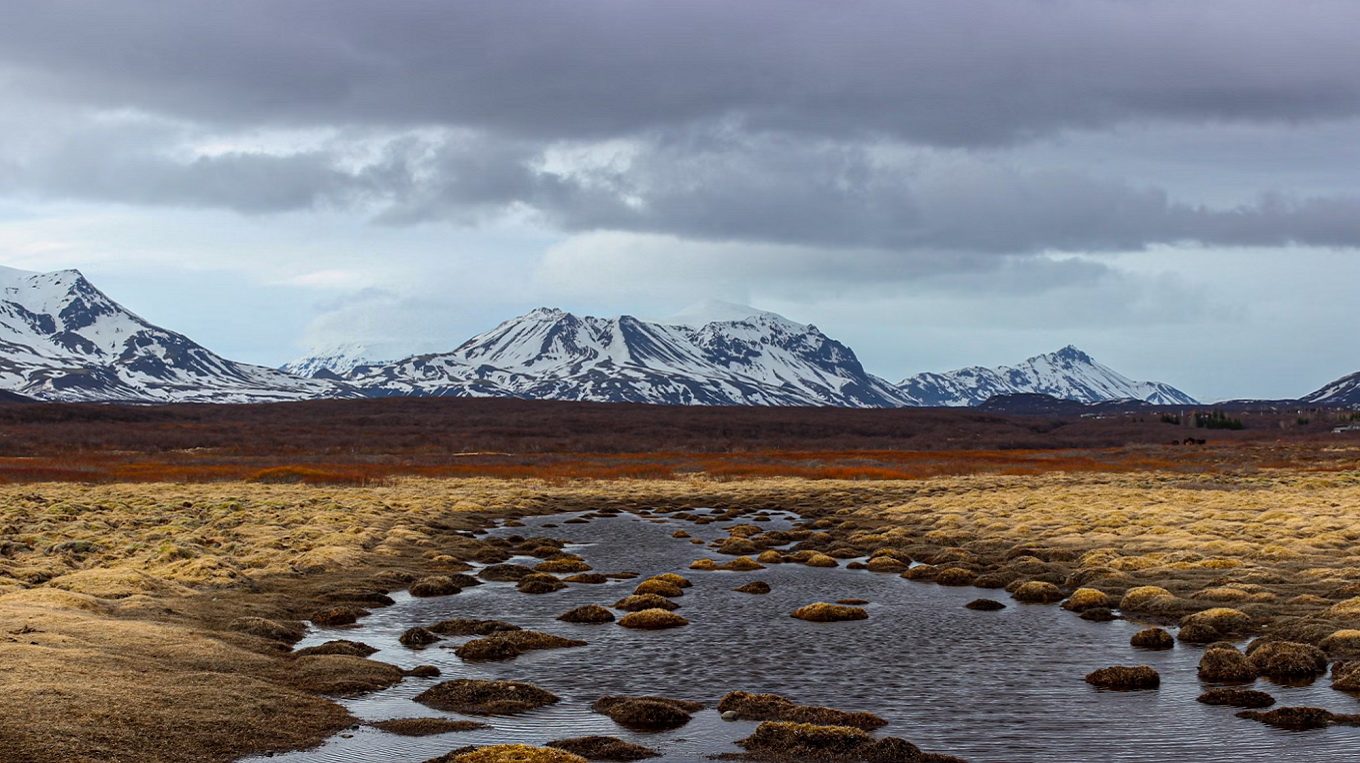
[3,469,1360,761]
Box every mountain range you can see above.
[0,267,1354,408]
[0,266,342,403]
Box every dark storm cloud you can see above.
[2,0,1359,145]
[1,0,1358,262]
[7,121,1360,255]
[377,132,1360,253]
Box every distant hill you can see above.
[1300,370,1360,406]
[898,345,1198,407]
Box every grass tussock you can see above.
[547,736,659,761]
[1085,665,1160,690]
[718,691,887,730]
[443,744,589,763]
[413,679,560,715]
[370,718,487,736]
[790,603,869,623]
[617,609,689,630]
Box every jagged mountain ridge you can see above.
[338,307,914,407]
[0,266,346,403]
[897,345,1198,407]
[0,265,1205,408]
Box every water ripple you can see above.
[240,511,1360,763]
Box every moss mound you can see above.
[650,573,692,588]
[1179,607,1254,641]
[1061,588,1113,612]
[965,599,1005,611]
[721,556,767,571]
[564,573,609,584]
[372,717,488,735]
[1235,707,1359,731]
[934,568,979,587]
[865,556,908,573]
[547,736,660,761]
[1196,689,1275,709]
[517,573,568,594]
[735,581,772,594]
[535,559,593,573]
[1333,661,1360,691]
[717,691,887,730]
[617,609,689,630]
[790,603,868,623]
[1248,640,1328,679]
[285,655,405,696]
[413,679,560,715]
[442,744,588,763]
[400,627,442,648]
[1119,585,1175,611]
[803,554,839,568]
[756,550,785,564]
[454,637,523,662]
[718,537,761,556]
[737,721,872,756]
[612,594,680,612]
[1130,628,1174,650]
[1324,597,1360,620]
[295,639,378,658]
[1198,646,1257,683]
[689,559,721,571]
[495,631,587,650]
[1085,665,1160,690]
[429,619,521,636]
[558,604,616,624]
[1320,629,1360,658]
[592,695,703,730]
[1011,581,1063,604]
[310,606,369,626]
[410,576,462,597]
[478,564,537,582]
[229,616,304,643]
[632,579,684,597]
[1078,607,1117,622]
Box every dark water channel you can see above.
[241,510,1360,763]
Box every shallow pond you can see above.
[242,509,1360,763]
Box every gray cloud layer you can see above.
[0,0,1357,273]
[4,1,1360,144]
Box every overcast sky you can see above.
[1,0,1358,401]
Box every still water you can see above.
[241,509,1360,763]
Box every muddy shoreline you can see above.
[2,474,1359,761]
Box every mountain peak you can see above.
[659,300,789,328]
[1044,345,1094,364]
[899,346,1197,407]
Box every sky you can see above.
[1,0,1358,402]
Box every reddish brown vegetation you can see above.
[0,397,1351,484]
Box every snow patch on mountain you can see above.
[1300,370,1360,406]
[658,300,782,328]
[282,342,390,378]
[898,346,1198,407]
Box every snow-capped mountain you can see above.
[341,306,912,407]
[1300,370,1360,406]
[898,345,1198,407]
[0,266,346,403]
[282,342,390,379]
